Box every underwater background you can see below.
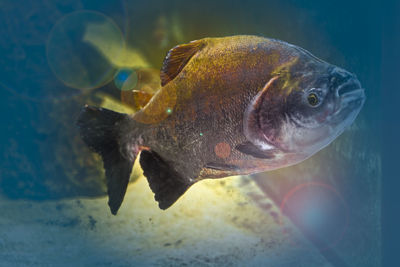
[0,0,386,266]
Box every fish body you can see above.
[77,35,365,214]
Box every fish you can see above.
[77,35,365,214]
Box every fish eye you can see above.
[307,92,319,107]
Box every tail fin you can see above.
[77,105,135,215]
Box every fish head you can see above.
[244,63,365,163]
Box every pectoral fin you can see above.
[236,141,276,159]
[205,162,239,171]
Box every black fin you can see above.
[139,150,192,210]
[236,141,276,159]
[160,39,205,86]
[77,105,135,215]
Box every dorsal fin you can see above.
[160,39,205,86]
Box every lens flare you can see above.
[46,10,124,90]
[279,182,349,250]
[114,68,137,91]
[120,68,161,110]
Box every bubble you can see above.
[46,10,124,90]
[214,142,231,159]
[133,68,161,93]
[114,68,137,91]
[279,182,349,250]
[134,85,177,124]
[120,68,161,110]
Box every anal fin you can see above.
[139,150,192,210]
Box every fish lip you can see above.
[335,76,362,97]
[340,88,365,99]
[329,88,365,127]
[340,89,365,107]
[333,88,365,116]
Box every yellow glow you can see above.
[271,56,300,95]
[97,93,135,113]
[83,21,150,69]
[113,174,295,246]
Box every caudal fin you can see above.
[77,105,135,215]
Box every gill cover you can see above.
[243,76,280,153]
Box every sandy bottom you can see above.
[0,175,331,266]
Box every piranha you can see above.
[77,35,365,214]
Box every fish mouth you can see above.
[336,77,362,97]
[331,86,365,126]
[333,76,366,115]
[340,88,365,107]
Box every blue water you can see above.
[0,0,393,266]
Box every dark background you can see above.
[382,0,400,266]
